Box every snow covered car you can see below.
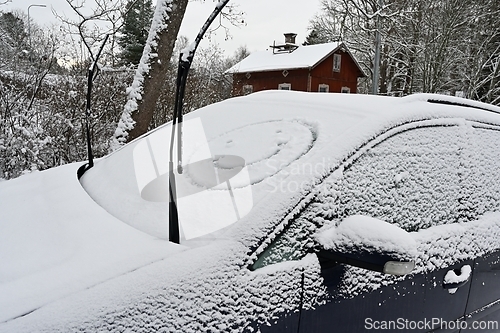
[2,91,500,332]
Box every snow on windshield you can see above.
[81,92,366,242]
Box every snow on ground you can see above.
[3,91,500,331]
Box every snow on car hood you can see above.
[0,163,184,323]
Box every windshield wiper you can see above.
[168,0,230,244]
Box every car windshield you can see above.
[133,117,314,241]
[79,92,391,244]
[80,110,320,243]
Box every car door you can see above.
[251,122,475,332]
[460,124,500,332]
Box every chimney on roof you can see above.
[270,33,299,54]
[284,33,297,45]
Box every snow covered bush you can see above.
[0,67,132,179]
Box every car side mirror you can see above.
[315,215,417,276]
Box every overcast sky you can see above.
[3,0,322,56]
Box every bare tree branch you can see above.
[53,0,132,62]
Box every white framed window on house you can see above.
[341,86,351,93]
[333,54,342,72]
[243,85,253,95]
[278,83,291,90]
[318,84,330,93]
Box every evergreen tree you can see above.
[0,12,28,55]
[303,29,326,46]
[117,0,154,66]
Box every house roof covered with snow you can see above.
[226,42,363,74]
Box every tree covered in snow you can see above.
[0,11,57,178]
[0,10,131,180]
[112,0,190,148]
[464,0,500,105]
[0,11,28,59]
[308,0,500,103]
[112,0,245,148]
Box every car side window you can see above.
[465,126,500,219]
[252,214,319,269]
[335,126,463,231]
[252,125,465,270]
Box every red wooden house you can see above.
[226,34,366,96]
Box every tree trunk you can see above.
[113,0,189,147]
